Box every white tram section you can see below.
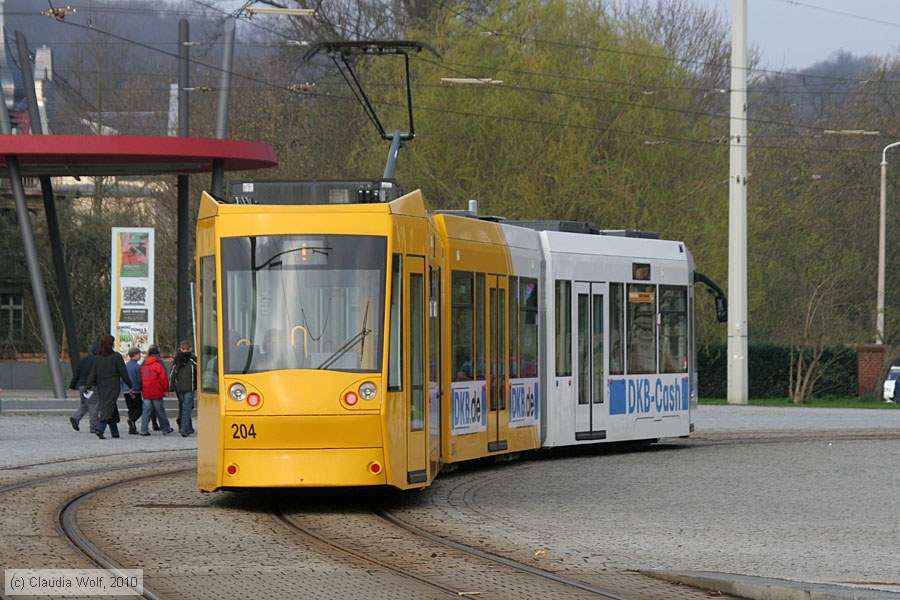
[537,229,696,447]
[501,224,543,432]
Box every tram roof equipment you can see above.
[507,220,660,238]
[232,179,402,205]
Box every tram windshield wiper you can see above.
[317,302,370,370]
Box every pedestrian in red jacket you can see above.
[139,345,173,435]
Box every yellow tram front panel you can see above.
[220,448,387,488]
[221,404,386,489]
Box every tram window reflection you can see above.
[520,278,538,377]
[555,280,572,377]
[451,271,474,381]
[220,234,386,373]
[626,284,656,374]
[659,285,688,373]
[609,283,624,375]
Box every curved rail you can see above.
[53,463,194,600]
[269,503,461,597]
[272,501,631,599]
[373,507,632,600]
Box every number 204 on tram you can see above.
[195,180,726,492]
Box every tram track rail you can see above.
[271,500,635,599]
[374,506,635,600]
[0,454,193,496]
[0,454,194,600]
[270,503,469,598]
[56,468,193,600]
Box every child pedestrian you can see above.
[123,347,143,435]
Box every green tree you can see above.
[327,0,731,337]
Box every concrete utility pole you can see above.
[728,0,749,405]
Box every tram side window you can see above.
[659,285,688,373]
[577,292,589,405]
[429,267,440,387]
[627,284,657,374]
[555,280,572,377]
[609,283,624,375]
[520,278,538,378]
[451,272,474,381]
[410,272,425,431]
[200,256,218,393]
[508,276,519,377]
[475,273,486,380]
[388,254,402,391]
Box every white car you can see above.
[884,366,900,402]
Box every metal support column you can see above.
[176,19,191,344]
[0,86,65,399]
[17,31,79,375]
[210,17,235,198]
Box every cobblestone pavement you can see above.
[2,402,899,599]
[394,406,900,599]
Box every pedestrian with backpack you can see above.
[170,340,197,437]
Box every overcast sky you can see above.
[691,0,900,69]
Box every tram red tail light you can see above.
[226,464,238,476]
[247,393,261,407]
[344,391,359,406]
[368,461,382,475]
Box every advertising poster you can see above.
[110,228,154,354]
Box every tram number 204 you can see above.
[231,423,257,439]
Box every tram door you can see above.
[406,256,427,484]
[487,275,509,452]
[574,282,606,440]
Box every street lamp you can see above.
[245,7,317,16]
[440,78,504,85]
[878,142,900,344]
[823,129,879,136]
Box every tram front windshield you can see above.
[221,234,386,373]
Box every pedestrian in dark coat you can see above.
[86,334,132,439]
[69,342,99,433]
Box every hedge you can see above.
[697,341,857,399]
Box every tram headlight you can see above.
[358,382,377,400]
[229,383,248,402]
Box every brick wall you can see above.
[858,344,885,396]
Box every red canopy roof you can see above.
[0,135,277,176]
